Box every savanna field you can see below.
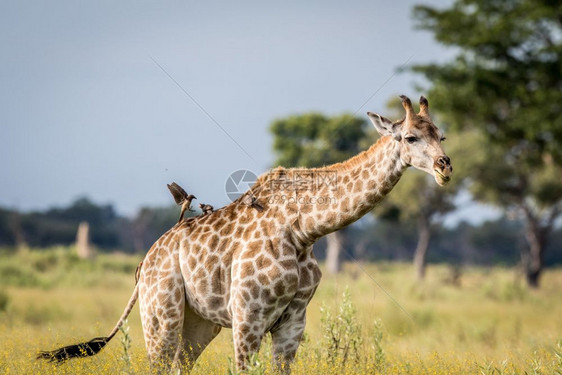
[0,247,561,374]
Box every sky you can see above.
[0,0,500,223]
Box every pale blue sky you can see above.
[0,0,497,222]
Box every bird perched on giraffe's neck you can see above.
[241,193,264,212]
[199,203,214,215]
[167,182,196,223]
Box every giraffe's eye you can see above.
[440,136,447,142]
[405,136,417,144]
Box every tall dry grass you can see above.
[0,247,561,374]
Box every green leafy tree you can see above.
[411,0,562,286]
[270,113,369,274]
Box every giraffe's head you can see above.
[367,95,453,186]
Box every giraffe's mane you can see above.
[327,136,390,172]
[249,135,390,191]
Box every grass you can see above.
[0,247,561,374]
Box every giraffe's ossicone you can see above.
[38,95,452,373]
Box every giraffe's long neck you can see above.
[293,136,406,244]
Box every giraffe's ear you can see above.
[367,112,401,141]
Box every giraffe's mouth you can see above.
[434,169,451,186]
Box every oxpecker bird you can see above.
[167,182,196,223]
[199,203,214,215]
[242,193,264,212]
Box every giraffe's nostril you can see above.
[438,156,450,167]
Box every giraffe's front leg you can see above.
[230,265,300,370]
[270,249,322,373]
[232,317,266,370]
[269,284,319,374]
[230,288,278,370]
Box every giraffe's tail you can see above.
[37,283,139,363]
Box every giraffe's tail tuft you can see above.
[36,336,109,362]
[37,284,139,363]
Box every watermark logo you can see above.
[225,169,258,202]
[225,168,340,206]
[266,169,338,192]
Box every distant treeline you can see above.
[0,197,187,254]
[0,197,561,267]
[345,219,562,267]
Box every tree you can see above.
[411,0,562,287]
[270,113,369,274]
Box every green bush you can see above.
[320,288,363,367]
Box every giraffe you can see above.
[38,95,452,372]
